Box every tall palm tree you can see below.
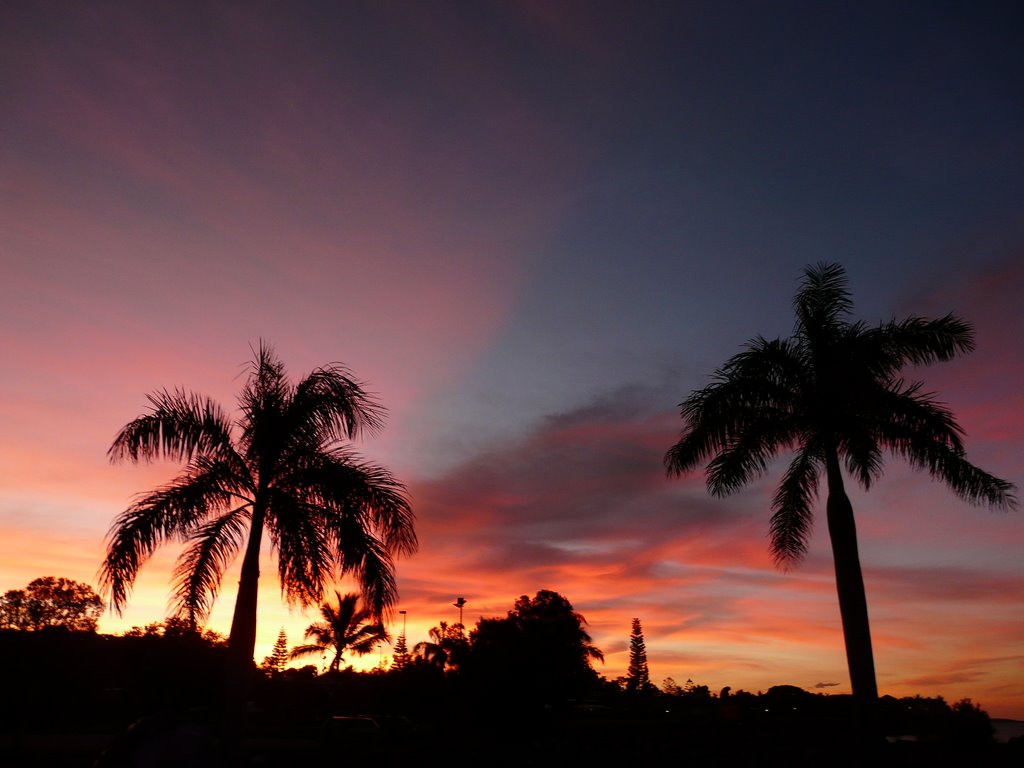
[99,343,416,666]
[665,263,1015,714]
[289,591,389,672]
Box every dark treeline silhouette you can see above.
[0,576,104,632]
[2,591,1020,767]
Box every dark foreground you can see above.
[3,629,1020,767]
[5,706,1023,768]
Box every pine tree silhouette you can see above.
[626,617,651,694]
[392,632,410,670]
[261,628,289,673]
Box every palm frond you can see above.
[872,381,966,455]
[900,439,1017,509]
[303,621,334,646]
[290,364,387,442]
[237,344,291,470]
[794,262,852,339]
[325,516,397,619]
[666,338,805,480]
[769,448,821,566]
[585,642,605,663]
[837,418,884,490]
[348,622,390,654]
[705,432,778,497]
[109,389,235,464]
[99,461,239,612]
[288,643,327,662]
[265,490,333,608]
[875,314,974,367]
[280,450,417,557]
[170,505,250,624]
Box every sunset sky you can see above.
[2,2,1022,717]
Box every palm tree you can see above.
[99,343,416,667]
[413,621,469,672]
[289,591,389,672]
[665,263,1015,715]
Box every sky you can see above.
[2,1,1022,717]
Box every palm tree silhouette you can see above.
[100,343,416,666]
[289,591,389,672]
[665,262,1015,714]
[413,621,469,671]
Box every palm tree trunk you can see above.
[824,448,879,716]
[222,501,266,757]
[228,501,265,663]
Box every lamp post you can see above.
[453,597,466,627]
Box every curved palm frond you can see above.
[326,513,397,620]
[171,505,251,624]
[769,447,821,566]
[668,338,806,493]
[99,459,242,613]
[109,389,236,465]
[871,381,967,456]
[288,642,329,663]
[906,441,1018,508]
[875,314,975,368]
[705,428,780,497]
[290,364,386,442]
[413,639,448,668]
[877,389,1018,508]
[284,449,417,558]
[584,642,605,663]
[265,490,333,607]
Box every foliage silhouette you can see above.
[263,627,290,673]
[468,590,604,707]
[413,621,469,672]
[665,262,1016,716]
[0,610,1007,766]
[625,617,653,694]
[0,576,104,631]
[123,616,226,644]
[99,343,416,666]
[391,631,410,670]
[289,590,389,672]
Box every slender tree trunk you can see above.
[228,501,265,662]
[824,448,879,719]
[222,500,265,761]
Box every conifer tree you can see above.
[626,617,651,694]
[392,632,410,670]
[262,628,289,673]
